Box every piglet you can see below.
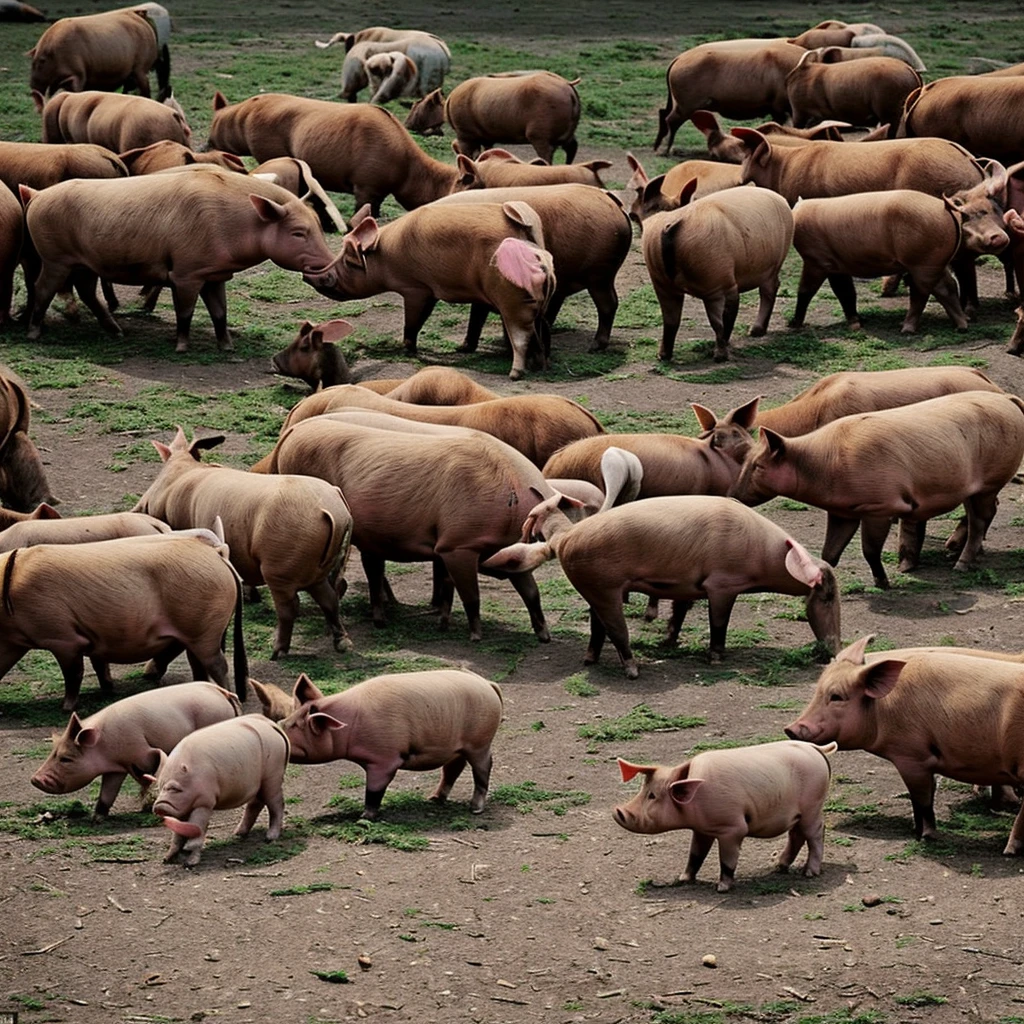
[146,714,290,867]
[614,740,836,892]
[278,671,503,820]
[31,682,241,818]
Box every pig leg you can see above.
[944,517,969,554]
[362,760,402,820]
[895,764,939,839]
[25,262,71,340]
[898,519,927,572]
[71,270,121,335]
[860,516,893,587]
[142,641,186,680]
[199,281,233,351]
[588,284,618,352]
[401,291,438,354]
[305,578,351,653]
[192,646,230,688]
[88,656,114,693]
[715,833,744,892]
[750,274,780,337]
[268,587,300,659]
[430,755,467,804]
[94,771,128,819]
[956,492,999,570]
[826,274,860,329]
[923,270,968,331]
[466,748,493,813]
[950,251,979,317]
[457,303,490,353]
[1004,804,1024,856]
[179,807,213,866]
[506,320,534,380]
[54,651,86,712]
[821,514,862,572]
[505,569,550,641]
[704,291,739,363]
[707,593,737,661]
[584,606,607,665]
[680,831,714,884]
[360,551,389,627]
[790,264,826,328]
[644,597,660,622]
[776,826,806,872]
[234,797,266,839]
[664,600,694,646]
[653,285,683,362]
[100,278,119,314]
[1008,307,1024,357]
[584,592,637,678]
[801,813,826,877]
[169,281,202,353]
[437,548,483,640]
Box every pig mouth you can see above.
[784,724,813,742]
[30,774,61,793]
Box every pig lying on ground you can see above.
[0,372,58,512]
[615,740,836,891]
[275,671,502,820]
[0,502,60,532]
[31,682,241,817]
[0,523,247,708]
[146,714,290,867]
[483,491,840,676]
[0,510,169,552]
[785,636,1024,853]
[452,149,611,190]
[37,90,192,152]
[729,391,1024,587]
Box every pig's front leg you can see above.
[180,807,213,867]
[707,592,738,662]
[1003,803,1024,856]
[714,833,744,892]
[893,761,939,840]
[821,514,862,573]
[362,760,402,820]
[680,831,714,885]
[94,771,128,819]
[859,515,893,587]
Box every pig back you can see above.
[0,141,127,193]
[0,512,170,552]
[447,72,579,138]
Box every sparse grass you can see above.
[579,704,705,743]
[490,781,591,815]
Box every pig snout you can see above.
[613,805,632,829]
[30,770,63,794]
[784,721,813,742]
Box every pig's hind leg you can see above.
[430,755,467,805]
[707,592,738,662]
[199,281,233,351]
[583,591,637,678]
[955,492,999,571]
[714,833,744,892]
[860,516,894,586]
[71,270,122,335]
[664,600,694,646]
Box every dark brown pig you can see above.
[785,636,1024,853]
[729,391,1024,587]
[483,491,840,676]
[452,149,611,190]
[0,1,47,21]
[146,714,290,866]
[0,511,169,552]
[615,740,836,891]
[31,682,241,818]
[21,166,336,352]
[37,90,192,152]
[0,372,58,512]
[271,319,356,389]
[278,670,502,820]
[135,428,353,659]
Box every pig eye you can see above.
[59,756,73,763]
[828,693,845,703]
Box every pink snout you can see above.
[30,772,61,793]
[784,721,811,742]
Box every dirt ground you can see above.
[5,5,1024,1024]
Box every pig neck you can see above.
[317,344,350,388]
[393,148,459,209]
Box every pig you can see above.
[788,25,858,48]
[384,367,500,406]
[452,149,612,190]
[208,92,458,214]
[624,153,743,224]
[21,166,336,352]
[363,51,419,103]
[119,140,247,176]
[275,384,604,469]
[0,372,58,512]
[0,501,60,532]
[729,391,1024,588]
[36,89,192,153]
[653,39,808,154]
[690,109,843,164]
[785,636,1024,853]
[433,183,633,355]
[640,181,794,361]
[271,318,356,389]
[31,682,242,818]
[786,50,921,130]
[411,71,582,164]
[0,510,170,552]
[0,186,20,329]
[277,670,502,820]
[0,141,128,196]
[788,189,1009,333]
[301,203,557,380]
[146,714,290,866]
[135,428,354,659]
[0,0,47,20]
[249,156,349,233]
[0,524,247,709]
[614,740,836,891]
[27,7,165,98]
[482,492,839,676]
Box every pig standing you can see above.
[118,140,247,175]
[0,186,21,329]
[0,372,58,512]
[31,682,242,817]
[482,491,840,677]
[278,671,503,820]
[729,391,1024,588]
[614,740,836,891]
[624,153,743,224]
[785,636,1024,853]
[146,714,290,866]
[0,510,169,552]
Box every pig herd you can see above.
[2,10,1024,886]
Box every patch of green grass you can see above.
[310,969,349,984]
[490,781,591,815]
[579,704,705,743]
[894,992,947,1008]
[564,672,599,698]
[269,882,338,897]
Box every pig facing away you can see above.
[483,492,840,677]
[729,391,1024,588]
[31,682,242,818]
[0,510,170,552]
[276,671,503,820]
[146,714,290,867]
[0,372,58,512]
[615,740,836,891]
[785,636,1024,853]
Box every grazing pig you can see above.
[0,372,58,512]
[31,682,242,818]
[302,203,557,379]
[788,189,1009,333]
[37,89,192,152]
[0,511,169,552]
[0,524,247,709]
[0,186,20,329]
[146,714,290,866]
[135,428,353,659]
[271,318,356,389]
[278,671,502,820]
[451,149,612,190]
[785,636,1024,853]
[0,0,46,20]
[641,182,793,361]
[412,71,582,164]
[786,50,921,130]
[28,7,165,98]
[21,166,336,352]
[119,140,247,175]
[483,492,840,676]
[654,40,808,154]
[624,153,743,224]
[729,391,1024,587]
[615,740,836,891]
[690,109,843,164]
[208,92,458,214]
[363,51,419,103]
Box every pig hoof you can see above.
[1002,839,1023,856]
[333,634,354,653]
[749,325,766,338]
[1005,344,1024,357]
[583,651,598,666]
[265,829,281,842]
[469,631,483,643]
[508,369,524,381]
[712,350,729,363]
[802,865,822,877]
[175,339,189,354]
[715,880,733,893]
[624,663,639,680]
[708,650,724,665]
[470,804,485,815]
[587,341,608,354]
[786,318,804,330]
[535,627,551,644]
[872,576,890,590]
[899,324,918,335]
[952,560,971,573]
[142,659,162,680]
[26,325,42,340]
[60,697,79,712]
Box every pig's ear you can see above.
[835,634,875,665]
[293,672,324,704]
[625,152,648,190]
[31,503,61,520]
[349,215,380,251]
[668,778,704,806]
[860,659,905,699]
[641,174,665,206]
[75,725,99,748]
[308,712,347,734]
[250,194,289,222]
[618,758,656,783]
[676,177,699,208]
[316,319,356,343]
[691,403,717,432]
[689,109,720,139]
[213,90,228,110]
[63,711,83,739]
[784,538,823,588]
[731,127,770,166]
[151,440,173,462]
[189,435,226,459]
[761,427,786,458]
[728,395,761,430]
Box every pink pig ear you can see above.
[836,634,876,665]
[293,672,324,704]
[75,726,99,748]
[315,319,355,343]
[308,712,346,735]
[162,817,203,838]
[668,778,704,806]
[617,758,656,783]
[784,538,823,588]
[861,659,905,700]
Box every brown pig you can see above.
[135,428,353,659]
[0,185,20,329]
[119,140,246,176]
[690,109,842,164]
[451,149,611,190]
[301,203,557,379]
[0,510,169,552]
[385,367,500,406]
[0,1,47,21]
[0,141,127,196]
[729,391,1024,587]
[641,182,794,361]
[270,318,356,389]
[21,166,336,352]
[785,636,1024,853]
[482,492,840,676]
[278,670,503,820]
[0,524,247,709]
[37,90,192,152]
[624,153,743,224]
[146,714,290,867]
[614,740,836,891]
[0,502,60,532]
[31,682,242,818]
[0,372,58,512]
[249,156,349,233]
[788,189,1009,333]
